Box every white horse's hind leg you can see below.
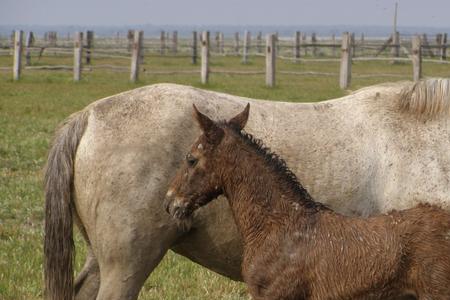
[75,247,100,300]
[91,210,180,300]
[94,240,171,300]
[95,266,147,300]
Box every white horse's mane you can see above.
[399,78,450,118]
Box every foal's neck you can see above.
[220,130,323,247]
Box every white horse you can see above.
[44,79,450,300]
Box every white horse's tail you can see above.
[399,78,450,118]
[44,109,90,300]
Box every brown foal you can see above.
[164,104,450,300]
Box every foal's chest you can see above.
[242,240,312,299]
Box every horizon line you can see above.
[1,24,450,29]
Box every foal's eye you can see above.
[186,153,198,167]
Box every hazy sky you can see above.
[2,0,450,27]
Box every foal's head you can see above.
[164,104,250,220]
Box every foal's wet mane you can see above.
[220,120,329,212]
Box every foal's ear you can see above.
[192,105,224,143]
[229,103,250,130]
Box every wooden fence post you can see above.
[256,31,262,53]
[302,33,308,56]
[331,33,336,57]
[192,31,198,64]
[234,32,240,55]
[242,30,250,64]
[130,30,143,82]
[49,31,57,47]
[275,32,279,53]
[265,34,276,87]
[339,32,352,89]
[360,33,365,56]
[311,33,317,56]
[412,35,422,82]
[160,31,165,55]
[85,30,94,65]
[294,31,301,62]
[350,33,356,58]
[139,31,144,64]
[441,33,447,60]
[215,32,220,52]
[436,34,443,58]
[10,31,15,51]
[25,31,34,66]
[172,31,178,54]
[201,31,210,84]
[13,30,23,81]
[127,30,134,52]
[219,32,224,54]
[73,32,83,82]
[421,33,434,58]
[391,31,400,60]
[53,31,57,46]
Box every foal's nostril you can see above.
[163,196,173,214]
[173,205,189,219]
[164,201,169,214]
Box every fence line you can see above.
[3,29,449,87]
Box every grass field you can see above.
[0,53,449,299]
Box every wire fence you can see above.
[1,30,449,87]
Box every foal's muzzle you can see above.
[164,191,192,220]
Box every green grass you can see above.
[0,53,449,299]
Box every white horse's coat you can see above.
[47,79,450,300]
